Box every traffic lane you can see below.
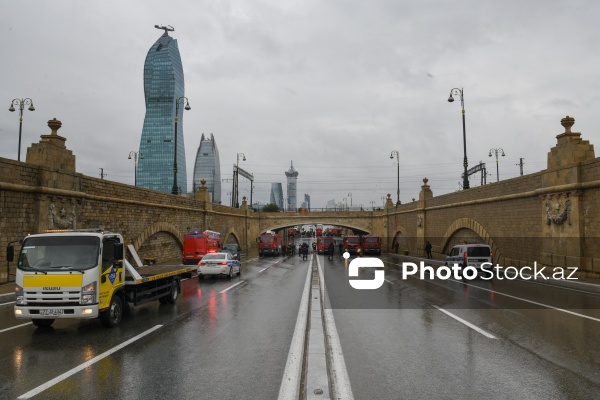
[322,255,600,399]
[0,255,288,398]
[5,256,309,399]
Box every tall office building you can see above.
[270,183,284,210]
[285,161,299,211]
[137,25,188,194]
[192,133,221,203]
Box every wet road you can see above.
[0,255,309,399]
[1,250,600,399]
[322,253,600,399]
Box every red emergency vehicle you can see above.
[182,230,223,265]
[361,234,381,256]
[317,236,334,254]
[258,231,282,257]
[343,235,361,255]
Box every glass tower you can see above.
[137,27,187,194]
[193,133,221,203]
[270,183,284,209]
[285,161,299,211]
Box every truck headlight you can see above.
[15,285,24,305]
[81,281,97,305]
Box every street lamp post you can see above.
[8,98,35,162]
[447,88,470,189]
[233,153,246,208]
[172,97,191,195]
[488,148,505,182]
[128,151,144,186]
[390,150,401,205]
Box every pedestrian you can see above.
[425,241,432,259]
[328,242,334,260]
[338,242,344,256]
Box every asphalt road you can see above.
[0,255,309,400]
[1,251,600,399]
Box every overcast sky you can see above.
[2,0,599,209]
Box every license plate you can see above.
[41,309,63,316]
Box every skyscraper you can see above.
[285,161,299,211]
[193,133,221,203]
[270,183,284,210]
[137,25,187,194]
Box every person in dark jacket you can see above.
[327,242,335,260]
[425,241,433,259]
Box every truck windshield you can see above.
[364,237,379,243]
[260,236,274,243]
[18,236,100,272]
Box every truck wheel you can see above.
[32,319,54,328]
[166,281,179,304]
[100,295,123,328]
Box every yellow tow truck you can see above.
[10,229,195,328]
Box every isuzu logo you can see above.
[43,287,60,290]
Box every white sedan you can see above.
[198,252,241,280]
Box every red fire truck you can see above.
[182,230,223,265]
[361,234,381,256]
[258,231,282,257]
[317,236,334,254]
[316,227,323,237]
[330,227,343,236]
[343,235,361,255]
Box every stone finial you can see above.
[419,177,433,201]
[546,115,595,171]
[48,118,62,136]
[561,116,575,134]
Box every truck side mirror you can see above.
[7,245,14,263]
[114,243,124,268]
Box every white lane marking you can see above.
[385,278,395,285]
[0,322,32,333]
[317,255,354,399]
[386,260,600,323]
[17,325,163,400]
[278,255,312,399]
[219,280,245,294]
[451,279,600,323]
[259,267,269,273]
[433,305,497,339]
[1,301,15,306]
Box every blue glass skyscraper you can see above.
[137,26,187,194]
[193,133,221,203]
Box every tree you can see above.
[263,203,280,212]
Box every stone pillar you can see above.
[417,178,433,258]
[541,116,595,277]
[195,180,213,230]
[25,118,80,232]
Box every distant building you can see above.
[137,26,188,194]
[304,194,311,210]
[285,161,299,211]
[192,133,221,203]
[270,183,284,209]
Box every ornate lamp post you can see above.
[447,88,470,189]
[390,150,401,205]
[172,97,190,195]
[128,151,144,186]
[8,98,35,162]
[488,148,505,182]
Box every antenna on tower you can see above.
[154,25,175,35]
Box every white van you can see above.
[444,243,492,269]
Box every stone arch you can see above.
[441,218,502,264]
[133,221,183,252]
[222,227,242,246]
[391,225,411,254]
